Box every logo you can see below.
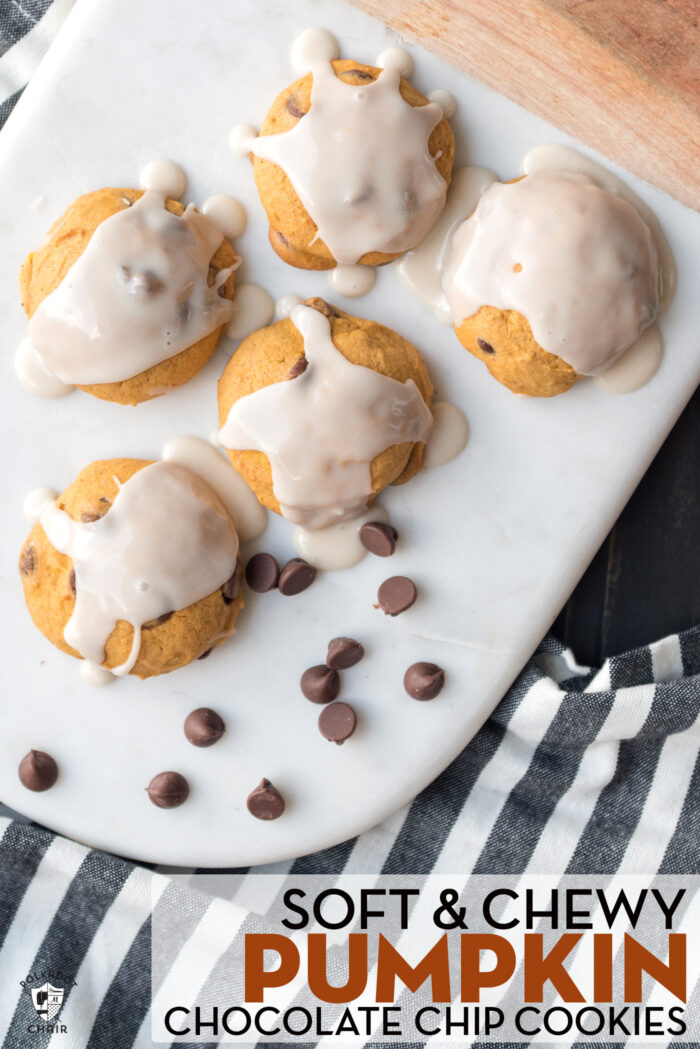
[19,970,76,1034]
[31,983,64,1022]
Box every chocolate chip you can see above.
[345,68,375,81]
[146,771,190,809]
[120,266,164,295]
[19,545,35,576]
[278,558,316,596]
[274,230,290,248]
[377,576,417,616]
[143,611,173,630]
[477,338,495,355]
[327,637,364,670]
[289,356,308,379]
[286,94,305,119]
[80,510,104,522]
[247,778,285,820]
[360,521,398,557]
[304,297,339,318]
[301,665,340,704]
[245,553,279,593]
[68,568,76,595]
[198,647,213,660]
[19,750,58,792]
[99,496,111,505]
[319,702,357,744]
[221,567,241,603]
[184,707,225,747]
[404,662,445,700]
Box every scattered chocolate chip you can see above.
[19,749,58,792]
[377,575,417,616]
[286,94,305,119]
[319,702,357,744]
[345,68,375,81]
[289,356,308,379]
[221,568,241,603]
[247,778,285,820]
[404,662,445,700]
[146,771,190,809]
[327,637,364,670]
[304,297,339,318]
[198,647,213,660]
[80,510,104,522]
[360,521,398,557]
[68,568,76,595]
[143,611,173,630]
[245,553,280,592]
[301,665,340,704]
[184,707,226,747]
[19,545,35,575]
[278,558,316,596]
[477,338,495,355]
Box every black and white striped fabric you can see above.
[0,5,698,1047]
[1,628,698,1047]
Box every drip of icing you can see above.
[328,264,376,298]
[427,89,457,119]
[27,191,234,385]
[226,283,275,341]
[290,27,340,73]
[294,505,388,570]
[219,304,433,529]
[521,145,676,310]
[594,325,663,394]
[250,62,446,265]
[80,661,117,686]
[376,47,414,78]
[424,402,469,467]
[15,338,73,398]
[161,435,268,541]
[275,293,303,319]
[397,166,497,324]
[443,169,661,376]
[24,486,58,526]
[30,195,47,213]
[202,194,247,238]
[229,124,258,156]
[138,159,187,199]
[39,462,238,677]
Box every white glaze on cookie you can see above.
[376,47,414,78]
[427,89,457,119]
[250,62,446,264]
[202,194,247,238]
[443,169,661,375]
[290,27,340,73]
[138,159,187,199]
[219,304,433,529]
[27,191,235,385]
[161,435,268,541]
[23,486,58,526]
[229,123,258,156]
[15,338,74,398]
[39,462,239,677]
[594,325,663,394]
[226,283,275,341]
[397,166,497,324]
[275,293,303,319]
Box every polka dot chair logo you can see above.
[20,970,76,1034]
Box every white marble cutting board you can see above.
[0,0,698,867]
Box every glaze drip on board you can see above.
[38,462,239,677]
[27,191,235,385]
[250,61,446,265]
[219,304,433,530]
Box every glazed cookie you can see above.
[20,188,237,405]
[443,170,661,397]
[249,60,455,270]
[218,297,434,529]
[19,459,243,679]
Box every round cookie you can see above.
[19,188,237,405]
[19,459,244,679]
[252,60,455,270]
[217,297,433,516]
[454,307,579,398]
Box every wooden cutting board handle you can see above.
[350,0,700,210]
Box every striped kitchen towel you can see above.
[0,627,698,1047]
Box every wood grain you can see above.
[350,0,700,208]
